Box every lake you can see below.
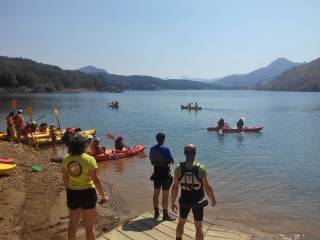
[0,90,319,240]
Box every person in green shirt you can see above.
[62,132,109,240]
[171,144,217,240]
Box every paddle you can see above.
[107,133,115,140]
[53,108,64,140]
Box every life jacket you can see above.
[14,114,25,127]
[150,146,171,180]
[179,162,205,207]
[179,162,203,191]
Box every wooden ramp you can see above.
[98,212,254,240]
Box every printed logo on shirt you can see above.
[67,161,83,177]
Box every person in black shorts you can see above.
[149,133,175,221]
[171,144,217,240]
[62,132,109,240]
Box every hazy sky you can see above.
[1,0,320,78]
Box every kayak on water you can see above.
[0,128,96,146]
[106,104,119,109]
[0,163,16,175]
[0,157,15,164]
[181,105,202,110]
[207,126,263,133]
[93,145,145,162]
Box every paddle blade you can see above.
[11,100,17,109]
[107,133,115,140]
[54,109,60,118]
[27,106,33,119]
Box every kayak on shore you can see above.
[0,163,16,175]
[207,126,263,133]
[0,128,96,146]
[93,145,145,162]
[181,105,202,110]
[0,128,69,140]
[0,157,15,164]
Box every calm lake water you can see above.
[0,90,319,239]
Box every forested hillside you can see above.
[0,56,106,92]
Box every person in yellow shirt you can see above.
[62,132,109,240]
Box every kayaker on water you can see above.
[6,112,16,142]
[14,109,25,143]
[237,118,244,129]
[217,118,225,129]
[90,137,105,155]
[171,144,217,240]
[62,132,109,240]
[114,136,129,151]
[149,132,175,221]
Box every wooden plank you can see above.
[135,214,194,240]
[98,212,253,240]
[97,229,133,240]
[117,223,156,240]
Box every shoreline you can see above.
[0,142,120,240]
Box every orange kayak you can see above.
[94,145,145,162]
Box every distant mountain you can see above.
[91,71,220,90]
[212,58,302,89]
[79,66,107,74]
[259,57,320,91]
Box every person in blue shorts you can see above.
[149,132,175,221]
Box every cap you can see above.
[17,109,23,114]
[73,132,89,143]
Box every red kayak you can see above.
[207,126,263,133]
[0,157,15,164]
[94,145,145,162]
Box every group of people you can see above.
[61,131,216,240]
[217,117,244,129]
[6,110,58,144]
[186,102,199,109]
[110,100,119,108]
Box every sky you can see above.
[1,0,320,79]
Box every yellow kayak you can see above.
[0,163,16,175]
[0,128,68,141]
[0,129,96,146]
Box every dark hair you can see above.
[69,138,88,155]
[156,132,165,144]
[74,128,82,133]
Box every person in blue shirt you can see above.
[149,132,175,221]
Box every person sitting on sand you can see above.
[114,136,129,151]
[14,110,25,143]
[171,144,217,240]
[62,132,109,240]
[6,112,16,142]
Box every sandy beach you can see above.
[0,142,120,240]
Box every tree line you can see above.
[0,56,107,92]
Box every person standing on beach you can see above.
[149,132,175,221]
[6,112,15,142]
[14,109,25,143]
[62,132,109,240]
[171,144,216,240]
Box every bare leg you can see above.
[153,188,160,209]
[68,208,82,240]
[176,218,186,239]
[162,190,169,210]
[83,208,97,240]
[194,221,204,240]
